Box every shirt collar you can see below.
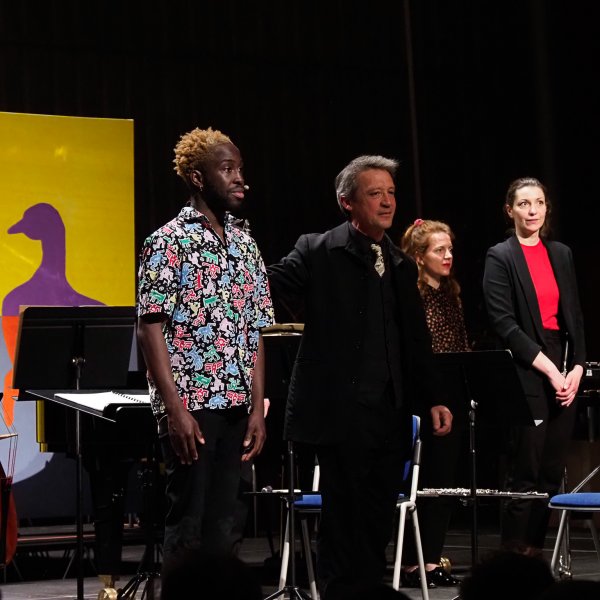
[349,223,389,256]
[177,205,236,228]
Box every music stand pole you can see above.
[73,355,85,600]
[117,434,161,599]
[448,360,481,569]
[468,396,478,565]
[434,350,532,577]
[264,440,312,600]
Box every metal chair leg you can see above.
[392,504,407,590]
[411,508,430,600]
[301,517,318,599]
[278,515,291,590]
[551,510,569,575]
[586,518,600,568]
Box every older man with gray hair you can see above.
[268,155,452,599]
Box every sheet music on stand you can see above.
[25,389,150,421]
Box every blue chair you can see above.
[549,464,600,576]
[392,415,429,600]
[279,415,427,599]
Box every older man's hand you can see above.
[431,405,452,436]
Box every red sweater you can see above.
[521,241,560,330]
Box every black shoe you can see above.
[400,568,436,589]
[426,566,460,587]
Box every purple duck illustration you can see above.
[1,202,105,519]
[3,202,104,316]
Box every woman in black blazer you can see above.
[483,177,585,556]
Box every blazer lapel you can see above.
[545,241,572,332]
[387,236,405,268]
[507,236,546,342]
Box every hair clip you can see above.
[413,218,424,227]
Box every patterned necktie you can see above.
[371,243,385,277]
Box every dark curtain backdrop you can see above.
[409,1,600,353]
[1,0,598,356]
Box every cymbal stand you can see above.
[265,440,312,600]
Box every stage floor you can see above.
[2,528,600,599]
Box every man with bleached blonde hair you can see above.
[137,127,274,569]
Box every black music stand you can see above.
[261,327,311,600]
[433,350,532,567]
[13,306,136,600]
[259,329,304,549]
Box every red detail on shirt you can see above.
[521,241,560,330]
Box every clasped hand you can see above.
[552,365,583,407]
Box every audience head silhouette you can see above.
[459,550,554,600]
[537,579,600,600]
[346,583,410,599]
[160,549,262,600]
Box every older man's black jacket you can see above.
[267,222,439,445]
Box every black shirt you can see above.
[349,226,403,409]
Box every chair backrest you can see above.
[312,461,320,491]
[402,415,421,501]
[569,463,600,493]
[293,456,321,508]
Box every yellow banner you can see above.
[0,112,134,488]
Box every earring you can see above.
[192,169,203,191]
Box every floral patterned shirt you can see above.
[420,283,469,353]
[137,206,275,416]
